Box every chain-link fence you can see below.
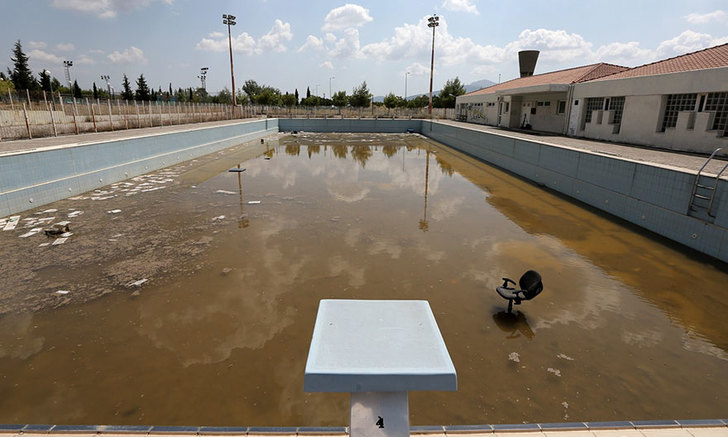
[0,89,455,141]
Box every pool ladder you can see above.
[688,148,728,218]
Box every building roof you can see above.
[462,63,628,97]
[594,43,728,80]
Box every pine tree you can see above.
[93,82,99,100]
[135,73,150,101]
[72,80,83,98]
[9,40,38,91]
[121,74,134,100]
[39,70,52,92]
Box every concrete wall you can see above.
[422,120,728,263]
[279,118,421,133]
[572,67,728,154]
[0,119,276,217]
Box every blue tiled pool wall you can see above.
[0,419,726,434]
[422,121,728,263]
[0,119,277,217]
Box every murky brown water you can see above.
[1,132,727,426]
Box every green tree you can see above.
[39,70,52,92]
[72,80,82,98]
[243,79,262,99]
[0,74,15,94]
[438,77,465,108]
[281,92,296,107]
[407,95,429,109]
[255,88,281,105]
[216,87,232,104]
[383,92,400,109]
[9,40,38,91]
[121,74,134,100]
[332,90,348,107]
[306,86,311,99]
[92,82,99,100]
[294,88,299,105]
[135,74,150,101]
[349,81,371,107]
[175,87,187,102]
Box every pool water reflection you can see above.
[0,132,726,426]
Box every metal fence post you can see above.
[58,91,64,113]
[87,98,97,132]
[148,100,153,127]
[120,99,128,129]
[26,89,32,110]
[159,101,163,126]
[46,94,58,137]
[135,100,141,128]
[22,102,32,139]
[107,98,114,131]
[72,97,79,135]
[9,89,15,111]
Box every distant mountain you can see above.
[373,78,497,102]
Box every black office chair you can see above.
[496,270,543,313]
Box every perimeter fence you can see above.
[0,89,455,141]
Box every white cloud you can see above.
[325,33,337,43]
[328,28,362,59]
[56,43,75,51]
[685,10,727,24]
[505,28,592,63]
[77,55,95,65]
[594,41,654,66]
[208,31,224,38]
[107,46,147,64]
[298,35,323,52]
[322,4,373,31]
[319,61,334,69]
[405,62,429,76]
[442,0,479,15]
[88,49,105,54]
[195,32,256,54]
[28,49,63,64]
[257,19,293,53]
[28,41,47,49]
[51,0,173,19]
[656,30,715,58]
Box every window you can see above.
[661,93,697,131]
[557,100,566,114]
[584,97,604,123]
[608,96,625,126]
[504,102,510,113]
[704,92,728,136]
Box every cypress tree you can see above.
[121,74,134,100]
[72,80,82,98]
[135,73,150,101]
[9,40,38,91]
[93,82,99,99]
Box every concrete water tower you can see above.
[518,50,539,77]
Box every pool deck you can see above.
[1,118,727,176]
[3,425,728,437]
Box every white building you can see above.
[457,44,728,155]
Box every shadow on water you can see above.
[492,309,535,340]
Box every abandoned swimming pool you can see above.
[0,132,726,426]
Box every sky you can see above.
[1,0,727,98]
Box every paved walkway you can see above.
[5,427,728,437]
[437,120,728,177]
[2,118,727,177]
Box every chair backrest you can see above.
[519,270,543,300]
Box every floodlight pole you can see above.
[223,14,237,107]
[329,76,335,99]
[427,15,439,116]
[405,71,410,101]
[63,60,73,90]
[101,75,113,98]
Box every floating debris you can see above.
[52,237,68,245]
[55,290,70,295]
[38,242,50,247]
[212,215,225,221]
[247,200,261,205]
[67,210,84,218]
[128,279,148,287]
[557,353,574,361]
[19,228,43,238]
[3,215,20,231]
[508,352,520,363]
[228,168,246,173]
[107,209,122,214]
[91,196,115,201]
[60,232,73,238]
[216,190,236,195]
[547,367,561,377]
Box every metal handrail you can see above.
[689,147,722,213]
[707,160,728,217]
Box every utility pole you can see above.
[329,76,335,99]
[405,71,410,101]
[223,14,237,106]
[198,67,209,91]
[427,14,439,116]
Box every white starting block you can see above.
[304,300,457,437]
